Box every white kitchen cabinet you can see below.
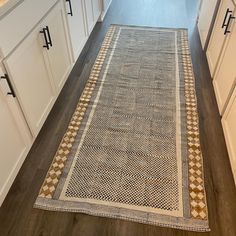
[65,0,88,61]
[0,0,57,58]
[213,15,236,114]
[3,0,72,137]
[198,0,218,49]
[4,27,56,136]
[92,0,101,22]
[84,0,94,34]
[0,0,111,207]
[206,0,235,76]
[222,87,236,184]
[103,0,112,9]
[84,0,101,34]
[42,1,72,92]
[0,66,31,205]
[100,0,112,21]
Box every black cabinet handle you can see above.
[40,27,50,50]
[0,74,16,97]
[45,26,53,47]
[222,8,232,28]
[224,14,235,35]
[66,0,73,16]
[40,26,52,49]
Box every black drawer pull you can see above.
[222,8,232,28]
[40,27,50,50]
[0,74,16,97]
[224,14,235,35]
[45,26,53,47]
[66,0,73,16]
[40,26,52,49]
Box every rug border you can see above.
[110,23,189,31]
[34,197,210,232]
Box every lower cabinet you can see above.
[213,16,236,114]
[207,0,236,184]
[84,0,101,35]
[84,0,94,34]
[3,0,72,137]
[206,0,235,76]
[65,0,88,60]
[4,27,56,137]
[92,0,102,22]
[0,67,31,205]
[43,1,72,93]
[0,0,110,206]
[197,0,218,49]
[103,0,112,11]
[222,88,236,184]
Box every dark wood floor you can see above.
[1,0,236,235]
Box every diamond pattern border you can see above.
[180,31,208,220]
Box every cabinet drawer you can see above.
[0,0,57,58]
[222,87,236,184]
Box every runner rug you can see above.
[34,25,210,232]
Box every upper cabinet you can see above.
[3,0,72,136]
[206,0,235,77]
[198,0,218,49]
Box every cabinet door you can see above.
[222,88,236,184]
[4,26,56,136]
[206,0,235,76]
[213,17,236,114]
[198,0,218,48]
[44,1,72,92]
[66,0,87,60]
[92,0,101,22]
[0,80,31,205]
[103,0,112,12]
[84,0,94,34]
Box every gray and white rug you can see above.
[34,25,210,232]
